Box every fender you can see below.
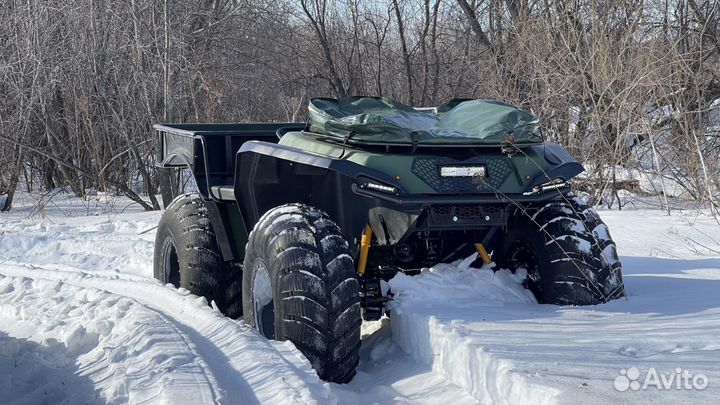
[525,143,585,190]
[234,141,401,241]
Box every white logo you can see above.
[614,367,709,392]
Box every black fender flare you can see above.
[525,143,585,190]
[234,141,402,236]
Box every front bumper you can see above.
[352,183,564,205]
[357,184,569,245]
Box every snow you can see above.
[0,192,332,405]
[1,190,719,404]
[0,276,215,404]
[388,210,720,405]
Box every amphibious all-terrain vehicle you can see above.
[153,97,625,383]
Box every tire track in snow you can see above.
[0,249,481,404]
[0,262,335,405]
[0,275,217,404]
[0,261,482,405]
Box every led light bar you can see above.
[439,165,486,178]
[523,178,569,195]
[365,182,397,194]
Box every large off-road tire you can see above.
[242,204,361,383]
[497,196,624,305]
[153,193,242,318]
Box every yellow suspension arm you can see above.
[474,243,492,265]
[356,224,373,274]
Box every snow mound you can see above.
[389,254,536,307]
[388,255,558,405]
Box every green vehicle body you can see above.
[278,131,565,195]
[155,97,584,319]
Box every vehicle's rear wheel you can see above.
[242,204,361,383]
[496,196,624,305]
[153,193,242,317]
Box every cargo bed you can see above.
[154,123,305,200]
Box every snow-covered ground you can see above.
[1,190,719,404]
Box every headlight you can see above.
[358,177,398,194]
[365,182,397,193]
[523,178,568,195]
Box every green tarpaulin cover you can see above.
[308,97,541,145]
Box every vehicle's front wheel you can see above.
[242,204,361,383]
[496,196,625,305]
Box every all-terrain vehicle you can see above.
[152,97,625,383]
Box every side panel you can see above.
[157,130,194,167]
[234,142,423,247]
[234,146,383,244]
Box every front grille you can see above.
[411,157,513,193]
[429,204,506,227]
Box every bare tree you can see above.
[0,0,717,215]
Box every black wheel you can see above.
[153,193,242,317]
[496,196,624,305]
[242,204,361,383]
